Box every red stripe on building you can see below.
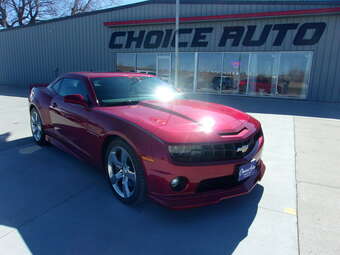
[104,7,340,27]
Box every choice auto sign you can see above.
[108,22,326,49]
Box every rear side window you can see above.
[57,78,90,101]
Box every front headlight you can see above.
[169,144,193,158]
[168,144,216,163]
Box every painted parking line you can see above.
[284,208,297,216]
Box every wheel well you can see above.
[101,135,120,166]
[29,104,35,112]
[101,135,140,169]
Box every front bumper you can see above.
[148,160,265,209]
[144,137,265,209]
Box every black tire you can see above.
[30,107,47,146]
[105,138,146,205]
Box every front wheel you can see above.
[30,107,47,145]
[105,139,146,205]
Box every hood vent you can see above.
[219,127,247,137]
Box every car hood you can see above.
[97,99,260,144]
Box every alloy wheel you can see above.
[30,109,42,142]
[107,146,137,198]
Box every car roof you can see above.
[67,72,155,79]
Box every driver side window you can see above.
[57,78,90,101]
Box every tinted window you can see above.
[58,78,89,100]
[91,76,177,106]
[49,79,63,93]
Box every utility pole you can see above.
[175,0,180,88]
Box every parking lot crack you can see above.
[294,116,301,255]
[297,180,340,190]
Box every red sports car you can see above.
[29,72,265,209]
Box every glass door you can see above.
[157,54,171,83]
[247,53,280,96]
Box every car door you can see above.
[49,77,93,159]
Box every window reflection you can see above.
[117,53,136,72]
[197,53,222,93]
[222,53,250,94]
[278,52,312,98]
[115,51,312,98]
[157,54,171,82]
[171,53,195,92]
[248,53,278,96]
[137,53,157,75]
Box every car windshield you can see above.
[91,76,179,106]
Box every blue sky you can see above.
[116,0,146,6]
[53,0,147,18]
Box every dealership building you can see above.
[0,0,340,102]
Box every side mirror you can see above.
[64,94,88,107]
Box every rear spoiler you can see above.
[29,83,49,94]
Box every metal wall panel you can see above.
[0,2,339,102]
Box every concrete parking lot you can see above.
[0,85,339,255]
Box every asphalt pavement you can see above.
[0,86,339,255]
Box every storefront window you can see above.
[116,51,312,99]
[248,53,279,96]
[196,53,222,93]
[117,53,136,72]
[222,53,250,94]
[277,52,312,98]
[137,53,156,75]
[171,53,195,92]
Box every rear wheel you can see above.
[30,107,47,145]
[105,139,146,205]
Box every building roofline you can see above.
[104,6,340,27]
[1,0,340,33]
[152,0,340,4]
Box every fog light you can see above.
[170,177,188,192]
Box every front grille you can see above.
[197,175,247,193]
[171,129,263,163]
[197,158,261,193]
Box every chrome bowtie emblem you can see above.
[237,144,249,153]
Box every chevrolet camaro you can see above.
[29,72,265,209]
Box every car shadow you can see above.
[0,137,263,255]
[0,132,33,152]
